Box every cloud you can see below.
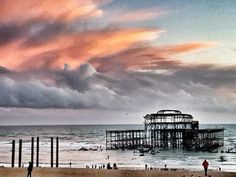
[0,23,26,45]
[112,7,165,23]
[0,63,236,114]
[54,63,98,93]
[0,27,162,70]
[0,1,216,73]
[160,42,217,55]
[0,66,11,74]
[89,42,214,72]
[0,0,103,46]
[0,25,215,72]
[0,65,119,109]
[0,0,103,24]
[23,21,71,46]
[0,64,134,110]
[0,0,231,120]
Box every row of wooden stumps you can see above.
[11,137,59,168]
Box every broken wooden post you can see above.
[36,137,39,167]
[11,140,15,167]
[18,139,22,167]
[56,137,59,167]
[31,137,34,165]
[51,137,53,167]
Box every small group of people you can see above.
[144,159,211,177]
[85,162,118,170]
[107,162,118,169]
[87,164,105,169]
[24,158,212,177]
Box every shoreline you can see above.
[1,160,234,172]
[0,167,236,177]
[1,124,235,172]
[0,164,230,172]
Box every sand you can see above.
[0,167,235,177]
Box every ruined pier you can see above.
[106,110,224,151]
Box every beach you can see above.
[0,168,235,177]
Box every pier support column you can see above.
[18,139,22,167]
[31,137,34,165]
[36,137,39,167]
[11,140,15,167]
[106,133,107,150]
[51,137,53,167]
[56,137,59,167]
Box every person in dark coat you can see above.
[107,162,111,169]
[27,162,33,177]
[202,159,209,176]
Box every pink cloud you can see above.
[0,1,217,73]
[0,28,161,70]
[89,42,216,72]
[112,7,165,23]
[0,0,103,23]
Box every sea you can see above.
[0,124,236,171]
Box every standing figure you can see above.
[202,159,209,176]
[27,162,33,177]
[107,162,111,169]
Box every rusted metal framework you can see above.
[183,129,224,151]
[106,110,224,151]
[106,130,146,150]
[144,110,195,148]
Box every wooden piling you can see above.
[56,137,59,167]
[11,140,15,167]
[18,139,22,167]
[31,137,34,165]
[36,137,39,167]
[51,137,53,167]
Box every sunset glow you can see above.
[0,0,235,124]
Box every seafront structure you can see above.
[106,110,224,151]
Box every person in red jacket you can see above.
[202,159,209,176]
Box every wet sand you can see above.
[0,167,235,177]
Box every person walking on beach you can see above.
[202,159,209,176]
[27,162,33,177]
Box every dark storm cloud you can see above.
[54,63,98,93]
[23,21,73,46]
[0,76,114,109]
[0,66,12,74]
[0,23,25,45]
[172,65,236,89]
[0,20,71,47]
[0,64,130,110]
[0,63,235,113]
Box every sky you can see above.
[0,0,236,125]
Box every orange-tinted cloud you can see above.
[0,0,103,23]
[89,42,215,72]
[0,1,216,72]
[0,28,161,70]
[0,22,215,71]
[160,42,217,55]
[112,7,164,23]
